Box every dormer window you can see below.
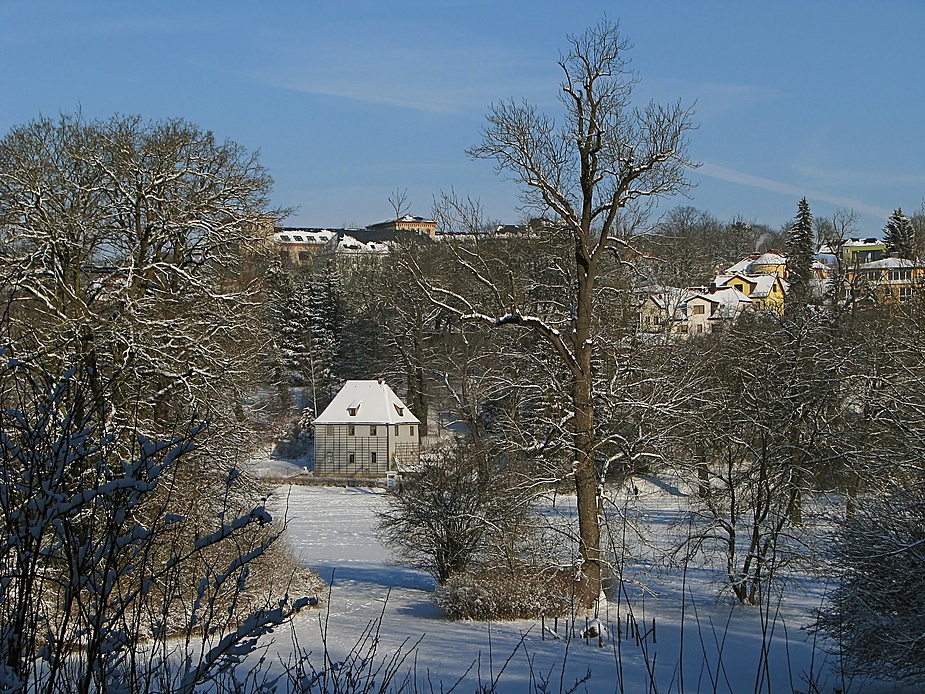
[394,404,404,416]
[347,400,361,417]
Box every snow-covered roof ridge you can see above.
[313,380,420,425]
[753,252,786,265]
[724,252,787,275]
[337,234,390,254]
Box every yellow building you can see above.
[839,238,887,266]
[273,228,338,267]
[366,214,437,240]
[638,288,697,334]
[846,257,923,305]
[714,273,788,314]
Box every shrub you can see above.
[435,566,574,621]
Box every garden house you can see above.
[312,379,420,477]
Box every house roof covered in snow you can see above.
[724,252,787,275]
[858,257,918,270]
[715,273,785,299]
[313,380,420,426]
[273,228,338,246]
[336,234,390,254]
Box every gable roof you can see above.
[313,380,420,425]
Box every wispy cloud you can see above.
[252,73,463,114]
[698,162,893,220]
[792,163,925,190]
[239,36,541,115]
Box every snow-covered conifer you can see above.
[786,197,815,305]
[883,207,916,260]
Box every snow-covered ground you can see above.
[261,481,910,693]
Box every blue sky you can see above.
[2,1,923,234]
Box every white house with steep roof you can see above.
[313,380,420,477]
[685,286,753,334]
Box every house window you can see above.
[370,451,377,467]
[348,452,355,466]
[395,424,400,435]
[691,305,705,315]
[370,425,377,436]
[410,425,416,437]
[348,425,355,436]
[326,425,333,436]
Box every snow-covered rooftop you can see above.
[715,273,783,299]
[724,253,786,275]
[314,380,420,425]
[273,229,337,245]
[688,286,752,319]
[336,234,390,254]
[858,257,918,270]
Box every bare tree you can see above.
[815,208,860,315]
[675,312,845,605]
[411,19,695,607]
[388,187,410,220]
[0,111,285,464]
[378,441,536,584]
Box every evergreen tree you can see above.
[883,208,916,260]
[304,257,342,414]
[786,197,815,305]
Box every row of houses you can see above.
[639,242,925,336]
[639,252,790,336]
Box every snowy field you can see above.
[260,478,910,693]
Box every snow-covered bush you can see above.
[435,566,573,621]
[0,352,319,693]
[818,481,925,685]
